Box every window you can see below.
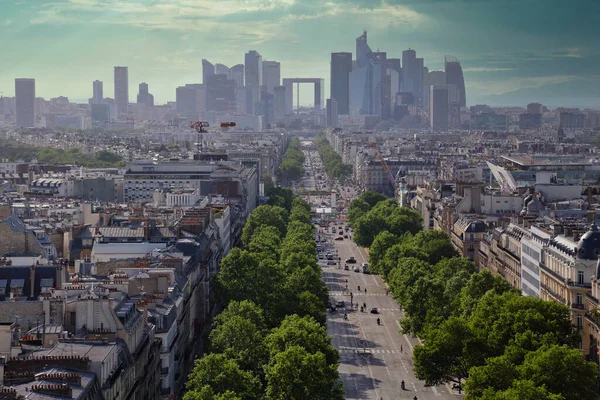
[578,271,585,285]
[577,293,583,305]
[577,314,583,328]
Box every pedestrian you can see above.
[401,344,403,352]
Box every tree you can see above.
[468,292,580,359]
[285,266,328,307]
[241,205,288,245]
[413,317,486,387]
[368,231,403,275]
[266,187,294,212]
[246,225,282,262]
[410,230,459,265]
[264,346,344,400]
[463,355,520,399]
[266,314,339,366]
[212,300,267,333]
[347,198,370,227]
[214,249,286,325]
[359,190,388,208]
[289,198,312,224]
[261,174,275,193]
[353,211,388,247]
[184,387,243,400]
[209,314,268,373]
[517,345,599,400]
[479,380,565,400]
[185,354,262,400]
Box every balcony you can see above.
[540,283,567,304]
[571,303,585,310]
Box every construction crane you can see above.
[190,121,210,158]
[370,142,396,187]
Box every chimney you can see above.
[30,264,35,299]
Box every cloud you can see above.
[463,67,515,72]
[3,19,14,26]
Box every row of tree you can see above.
[314,136,352,183]
[363,191,599,399]
[347,190,422,247]
[0,139,124,167]
[185,196,343,400]
[279,136,305,181]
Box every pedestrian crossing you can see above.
[338,348,403,354]
[329,291,388,297]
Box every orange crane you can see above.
[370,142,396,187]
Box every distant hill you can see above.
[477,78,600,109]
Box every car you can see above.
[344,265,349,270]
[336,300,345,308]
[327,261,337,265]
[353,266,360,272]
[370,308,378,314]
[346,257,357,264]
[343,234,348,238]
[335,237,343,241]
[318,254,324,259]
[320,239,326,242]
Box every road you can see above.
[317,228,463,400]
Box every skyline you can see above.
[1,0,599,108]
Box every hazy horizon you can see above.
[1,0,599,108]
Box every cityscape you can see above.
[0,1,599,400]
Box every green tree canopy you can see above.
[185,354,262,400]
[241,205,288,245]
[264,346,344,400]
[265,314,339,366]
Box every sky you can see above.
[0,0,599,108]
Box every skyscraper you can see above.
[229,64,245,87]
[245,51,263,114]
[274,85,286,122]
[15,78,35,128]
[137,82,154,107]
[202,59,215,84]
[114,66,129,120]
[93,80,103,102]
[245,50,263,87]
[430,85,449,132]
[326,98,339,127]
[262,61,281,95]
[330,52,352,115]
[215,63,230,76]
[349,31,384,116]
[206,74,236,112]
[176,84,203,122]
[444,55,466,107]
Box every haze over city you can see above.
[1,0,599,107]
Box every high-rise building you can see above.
[91,103,110,127]
[137,82,154,107]
[114,66,129,120]
[401,50,424,108]
[326,98,339,127]
[428,71,446,87]
[559,112,585,130]
[356,31,371,68]
[92,80,103,103]
[349,31,384,116]
[519,113,542,130]
[15,78,35,128]
[202,59,215,84]
[262,61,280,95]
[245,51,263,114]
[421,66,430,108]
[230,64,245,87]
[245,51,263,87]
[527,102,544,114]
[206,74,236,112]
[215,63,230,76]
[330,52,352,115]
[444,56,466,107]
[274,85,286,122]
[176,84,203,122]
[430,85,449,132]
